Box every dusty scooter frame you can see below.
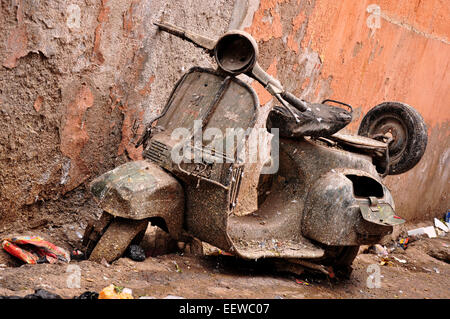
[82,22,427,277]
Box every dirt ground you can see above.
[0,222,448,299]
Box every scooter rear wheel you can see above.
[358,102,427,175]
[88,216,149,263]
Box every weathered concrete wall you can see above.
[236,0,449,221]
[0,0,234,235]
[0,0,448,236]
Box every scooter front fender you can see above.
[90,160,184,240]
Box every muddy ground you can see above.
[0,222,448,299]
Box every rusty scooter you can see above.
[81,22,427,277]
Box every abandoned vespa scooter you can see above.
[82,22,427,276]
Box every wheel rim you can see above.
[366,114,408,162]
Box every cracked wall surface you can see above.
[0,0,235,235]
[0,0,448,236]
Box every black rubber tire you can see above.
[358,102,427,175]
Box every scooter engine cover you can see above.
[301,171,395,245]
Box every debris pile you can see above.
[126,244,146,262]
[1,236,70,264]
[407,217,449,239]
[363,213,449,266]
[98,284,134,299]
[74,291,99,300]
[0,289,62,299]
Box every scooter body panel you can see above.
[90,160,184,240]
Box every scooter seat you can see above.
[267,102,352,138]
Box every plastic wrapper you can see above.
[1,236,70,264]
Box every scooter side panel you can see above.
[284,138,396,245]
[301,171,393,245]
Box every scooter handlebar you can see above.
[280,91,307,112]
